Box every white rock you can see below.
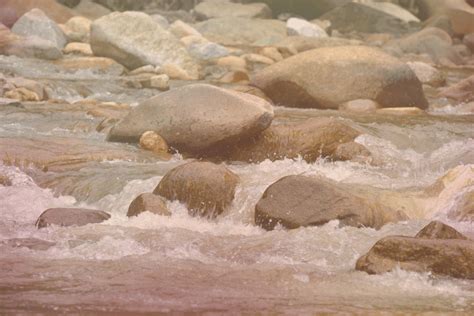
[287,17,328,38]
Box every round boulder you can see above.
[251,45,428,109]
[107,84,274,154]
[154,161,240,217]
[255,175,407,230]
[36,208,111,228]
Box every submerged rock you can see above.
[222,117,360,163]
[107,84,274,155]
[90,11,198,78]
[12,9,67,50]
[127,193,170,217]
[194,0,272,20]
[154,161,240,217]
[255,175,407,231]
[251,46,428,109]
[36,208,111,228]
[356,221,474,279]
[320,1,420,35]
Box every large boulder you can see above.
[0,0,75,27]
[223,117,360,162]
[194,17,287,46]
[90,11,198,77]
[251,46,428,109]
[320,1,420,35]
[107,84,274,154]
[417,0,474,35]
[194,0,272,20]
[385,27,463,65]
[255,175,408,231]
[12,9,67,49]
[154,161,240,217]
[36,208,111,228]
[356,221,474,279]
[439,75,474,103]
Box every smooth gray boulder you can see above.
[107,84,274,154]
[36,208,111,228]
[90,11,198,77]
[12,8,67,49]
[251,45,428,109]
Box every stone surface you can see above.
[73,0,111,20]
[334,142,372,162]
[320,2,419,35]
[407,61,445,87]
[107,84,274,154]
[4,88,40,102]
[139,131,169,154]
[63,16,91,43]
[415,220,468,239]
[251,46,428,109]
[286,17,328,38]
[36,208,111,228]
[91,11,198,78]
[255,175,407,231]
[448,190,474,222]
[217,56,247,70]
[0,0,75,27]
[356,222,474,279]
[275,36,362,54]
[464,33,474,52]
[127,193,170,217]
[254,0,351,20]
[53,57,125,75]
[63,42,93,55]
[195,17,287,46]
[154,161,240,217]
[169,20,201,38]
[12,9,67,49]
[188,42,229,61]
[439,75,474,103]
[385,27,463,65]
[6,77,45,100]
[149,74,170,91]
[222,117,360,163]
[194,0,272,20]
[339,99,379,113]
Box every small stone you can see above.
[407,61,445,87]
[219,70,249,83]
[129,65,157,75]
[242,54,274,65]
[139,131,169,154]
[149,74,170,91]
[63,42,93,56]
[4,88,40,102]
[188,42,229,61]
[169,20,201,38]
[127,193,170,217]
[217,55,247,70]
[376,107,425,115]
[180,35,208,48]
[287,17,328,38]
[63,16,91,43]
[259,47,284,62]
[161,63,198,80]
[339,99,379,113]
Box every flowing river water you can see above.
[0,55,473,314]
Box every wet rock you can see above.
[6,77,45,100]
[356,221,474,279]
[36,208,111,228]
[320,1,419,35]
[416,220,468,239]
[255,175,407,231]
[385,27,463,65]
[53,57,125,75]
[149,74,170,91]
[63,42,93,56]
[334,142,372,163]
[275,36,362,54]
[0,0,75,27]
[223,117,360,163]
[107,84,274,154]
[169,20,201,38]
[407,61,445,87]
[3,238,55,250]
[339,99,379,113]
[0,97,20,106]
[256,0,351,20]
[286,17,328,38]
[195,17,287,46]
[251,46,428,109]
[139,131,169,154]
[127,193,170,217]
[4,88,40,102]
[63,16,91,43]
[448,190,474,222]
[194,0,271,20]
[439,75,474,103]
[12,9,67,50]
[154,161,240,217]
[188,42,229,61]
[73,0,111,20]
[90,11,198,78]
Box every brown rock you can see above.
[63,42,93,56]
[415,220,468,239]
[53,57,125,75]
[36,208,111,228]
[251,46,428,109]
[356,224,474,279]
[218,70,250,84]
[439,75,474,103]
[275,36,362,54]
[127,193,170,217]
[334,142,371,163]
[0,173,12,186]
[217,55,247,71]
[4,87,40,101]
[223,117,360,163]
[0,0,75,27]
[449,190,474,222]
[255,175,407,231]
[139,131,169,154]
[464,33,474,52]
[154,161,240,217]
